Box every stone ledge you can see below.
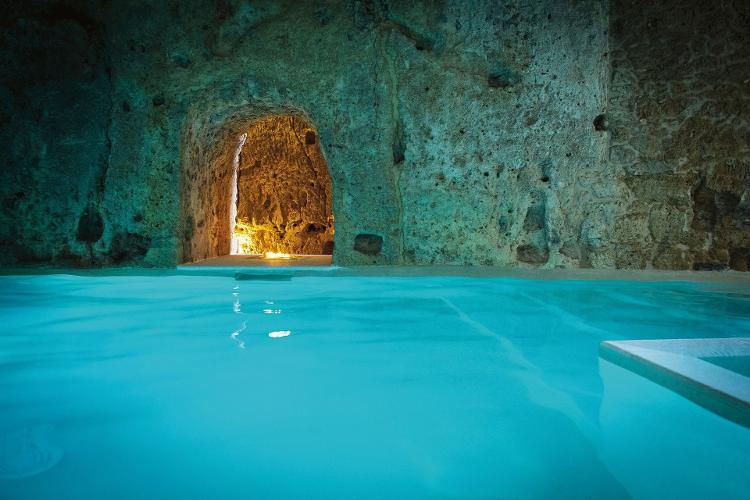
[600,338,750,428]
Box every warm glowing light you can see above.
[231,219,258,255]
[231,219,296,257]
[268,330,291,338]
[264,252,292,259]
[229,133,247,255]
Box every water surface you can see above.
[1,274,749,498]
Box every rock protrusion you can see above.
[353,233,383,255]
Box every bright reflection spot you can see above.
[264,252,292,259]
[263,308,282,314]
[264,300,274,305]
[230,321,247,349]
[231,287,246,350]
[268,330,291,338]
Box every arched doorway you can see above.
[229,115,334,257]
[179,111,334,265]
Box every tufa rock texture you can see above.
[235,115,334,255]
[607,0,750,271]
[0,0,748,269]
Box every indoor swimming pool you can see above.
[1,272,749,499]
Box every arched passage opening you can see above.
[179,112,334,264]
[230,115,334,257]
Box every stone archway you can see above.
[179,109,334,264]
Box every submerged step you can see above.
[599,338,750,428]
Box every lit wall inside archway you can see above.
[179,110,335,264]
[231,115,334,256]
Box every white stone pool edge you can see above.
[179,265,750,283]
[599,338,750,428]
[5,265,750,284]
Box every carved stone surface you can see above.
[236,115,333,255]
[608,0,750,271]
[0,0,747,269]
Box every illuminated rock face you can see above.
[179,110,336,263]
[0,1,748,268]
[235,116,333,255]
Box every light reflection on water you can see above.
[230,286,289,346]
[230,285,245,348]
[229,321,246,349]
[0,274,749,499]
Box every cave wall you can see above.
[0,0,748,268]
[394,1,611,266]
[0,4,112,265]
[607,0,750,271]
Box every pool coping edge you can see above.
[599,338,750,429]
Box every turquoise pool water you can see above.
[1,273,749,499]
[703,355,750,378]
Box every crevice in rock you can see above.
[99,65,114,203]
[380,28,405,262]
[388,20,437,52]
[392,118,405,164]
[691,177,717,231]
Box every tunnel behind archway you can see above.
[231,115,334,256]
[180,112,334,264]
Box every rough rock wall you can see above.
[181,0,609,266]
[1,0,747,268]
[392,1,611,266]
[176,0,403,265]
[608,0,750,270]
[236,116,334,255]
[180,106,239,261]
[0,3,113,266]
